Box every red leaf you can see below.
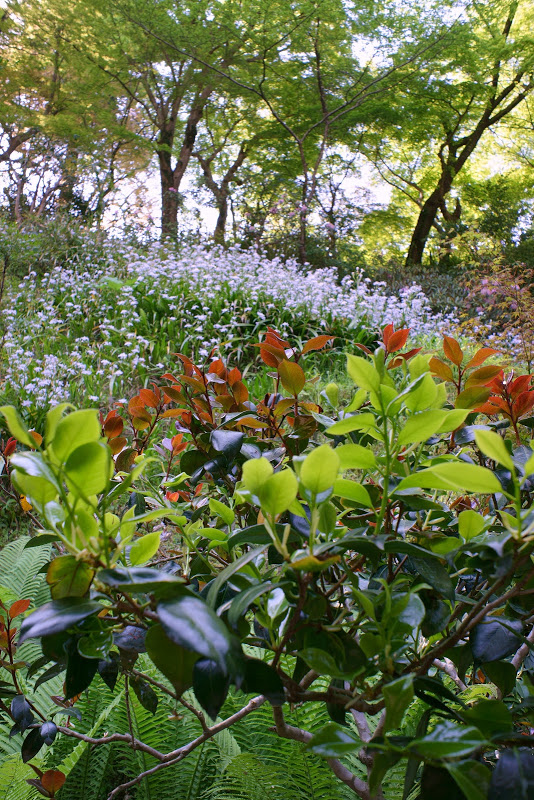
[3,438,16,457]
[382,323,394,347]
[429,357,454,382]
[443,336,464,367]
[104,416,124,439]
[139,388,160,408]
[301,335,335,354]
[9,599,30,619]
[465,347,500,370]
[386,328,410,353]
[41,770,66,794]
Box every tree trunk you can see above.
[214,196,227,244]
[405,188,443,266]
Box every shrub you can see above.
[1,325,534,799]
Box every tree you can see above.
[398,0,534,265]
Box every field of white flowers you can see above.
[0,237,456,415]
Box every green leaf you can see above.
[326,413,378,437]
[65,442,111,497]
[446,760,491,800]
[471,618,522,663]
[259,470,298,518]
[0,406,36,448]
[242,458,273,495]
[383,674,414,732]
[77,630,113,660]
[145,624,197,696]
[409,556,455,603]
[398,410,447,446]
[411,721,485,759]
[19,598,102,643]
[227,581,276,628]
[481,660,517,696]
[51,409,101,463]
[396,462,501,494]
[130,675,158,714]
[458,510,486,541]
[209,498,235,525]
[346,355,380,391]
[335,443,376,470]
[278,359,306,395]
[207,546,267,608]
[45,403,74,445]
[46,556,94,599]
[97,567,185,596]
[403,373,438,412]
[157,596,237,670]
[300,444,340,494]
[474,430,514,471]
[65,638,99,698]
[129,531,161,566]
[192,657,230,719]
[460,700,513,737]
[333,478,373,507]
[241,658,285,705]
[306,723,359,757]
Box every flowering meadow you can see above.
[0,237,455,416]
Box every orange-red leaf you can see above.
[386,329,410,353]
[465,347,500,370]
[139,388,160,408]
[301,335,335,354]
[104,416,124,439]
[9,599,30,619]
[429,357,454,382]
[232,380,249,404]
[464,365,503,388]
[41,770,66,794]
[29,430,43,448]
[109,437,127,455]
[443,336,464,367]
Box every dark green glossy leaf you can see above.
[489,749,534,800]
[10,696,34,736]
[471,618,522,663]
[145,624,197,696]
[460,700,513,738]
[98,566,185,597]
[305,723,359,757]
[158,596,237,671]
[383,675,414,732]
[211,430,244,462]
[21,728,44,763]
[65,639,99,698]
[408,556,455,603]
[228,523,287,549]
[481,660,517,696]
[34,663,65,691]
[113,626,146,653]
[241,658,285,706]
[39,722,57,746]
[192,657,230,720]
[227,581,276,629]
[19,598,102,643]
[130,676,158,714]
[410,721,485,759]
[98,652,120,692]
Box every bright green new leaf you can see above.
[65,442,111,497]
[300,444,340,494]
[474,429,514,471]
[396,462,501,494]
[346,355,380,391]
[403,373,438,412]
[333,478,373,508]
[51,409,101,463]
[458,510,486,541]
[335,443,376,470]
[0,406,37,448]
[260,469,298,518]
[398,410,447,446]
[209,498,235,525]
[242,457,273,495]
[130,531,161,565]
[326,413,378,436]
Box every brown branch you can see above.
[271,706,372,800]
